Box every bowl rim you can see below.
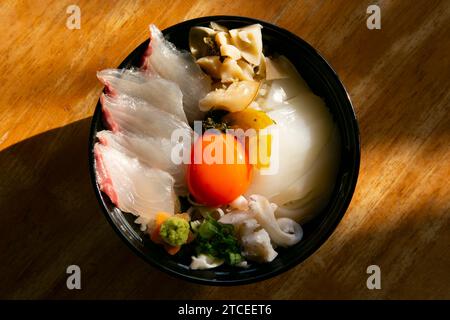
[88,15,361,286]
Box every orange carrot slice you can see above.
[165,244,181,255]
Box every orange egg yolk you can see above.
[187,132,252,207]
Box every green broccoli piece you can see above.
[159,217,190,246]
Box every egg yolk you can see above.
[187,132,252,207]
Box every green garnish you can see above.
[194,215,242,265]
[228,252,242,265]
[202,109,230,133]
[159,216,190,246]
[202,117,229,132]
[198,218,220,239]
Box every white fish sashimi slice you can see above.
[101,93,192,140]
[97,68,188,123]
[97,130,189,196]
[94,143,176,228]
[142,24,211,123]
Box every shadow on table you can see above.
[0,116,448,299]
[0,118,209,299]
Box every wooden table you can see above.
[0,0,448,299]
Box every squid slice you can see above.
[229,195,249,211]
[256,56,311,111]
[246,54,340,222]
[219,210,255,225]
[190,254,224,270]
[97,68,188,123]
[142,24,211,123]
[274,127,341,223]
[248,195,302,247]
[94,143,176,227]
[96,130,189,196]
[246,93,337,208]
[239,218,278,263]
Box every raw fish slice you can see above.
[97,130,189,196]
[94,143,176,228]
[142,24,211,123]
[97,68,188,123]
[101,93,192,140]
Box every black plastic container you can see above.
[89,16,360,285]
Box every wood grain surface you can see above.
[0,0,449,299]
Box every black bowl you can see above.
[89,16,360,285]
